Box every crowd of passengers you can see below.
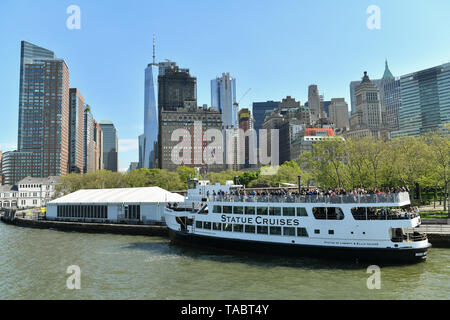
[208,186,410,199]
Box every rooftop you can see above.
[49,187,185,204]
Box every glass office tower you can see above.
[392,63,450,137]
[99,121,118,172]
[211,73,237,129]
[18,41,55,150]
[139,60,176,169]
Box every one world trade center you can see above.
[138,37,174,169]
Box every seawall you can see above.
[0,216,168,237]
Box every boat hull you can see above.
[169,229,430,264]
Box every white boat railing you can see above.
[208,192,411,205]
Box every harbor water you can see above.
[0,222,449,300]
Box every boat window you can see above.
[245,207,255,215]
[257,226,268,234]
[196,221,202,229]
[213,206,222,214]
[283,207,295,216]
[223,223,232,232]
[233,224,244,232]
[314,229,320,234]
[233,206,244,215]
[297,207,308,217]
[269,226,282,235]
[257,207,268,215]
[213,222,222,231]
[204,222,212,230]
[351,207,417,220]
[328,230,334,235]
[283,227,296,236]
[312,207,344,220]
[244,225,256,233]
[297,228,308,237]
[223,206,232,214]
[269,207,282,216]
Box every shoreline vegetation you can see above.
[55,128,449,216]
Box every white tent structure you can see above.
[46,187,185,224]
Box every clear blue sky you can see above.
[1,0,449,171]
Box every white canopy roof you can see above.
[49,187,185,205]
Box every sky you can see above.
[0,0,449,171]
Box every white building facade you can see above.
[0,176,59,209]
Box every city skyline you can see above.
[1,1,450,170]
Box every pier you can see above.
[0,211,168,237]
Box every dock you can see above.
[0,214,168,237]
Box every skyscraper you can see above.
[157,63,197,169]
[252,101,280,144]
[328,98,350,130]
[392,63,450,138]
[158,65,197,111]
[99,121,118,172]
[69,88,85,173]
[211,73,238,129]
[350,79,383,115]
[159,104,223,172]
[380,61,401,131]
[138,36,176,170]
[18,41,55,151]
[93,120,104,171]
[83,106,95,173]
[308,85,321,122]
[3,41,70,185]
[346,72,389,140]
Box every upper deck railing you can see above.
[207,192,411,205]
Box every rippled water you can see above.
[0,222,449,300]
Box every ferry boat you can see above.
[165,179,431,263]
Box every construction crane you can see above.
[233,88,252,108]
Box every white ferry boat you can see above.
[165,179,431,263]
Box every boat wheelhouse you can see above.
[165,180,431,263]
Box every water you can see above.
[0,222,449,300]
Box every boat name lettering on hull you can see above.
[221,214,300,226]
